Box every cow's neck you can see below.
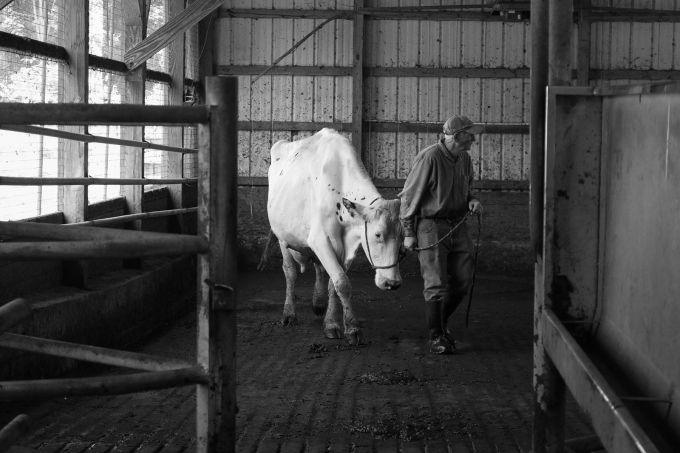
[336,155,382,204]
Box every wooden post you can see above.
[533,2,573,453]
[352,0,365,162]
[122,0,148,268]
[167,0,186,234]
[59,0,89,287]
[196,0,217,101]
[121,0,147,229]
[577,0,592,86]
[196,77,238,452]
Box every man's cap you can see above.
[443,115,484,135]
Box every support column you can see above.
[59,0,89,287]
[196,77,238,453]
[167,0,186,233]
[352,0,365,163]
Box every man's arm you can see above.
[398,155,431,237]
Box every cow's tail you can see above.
[257,229,275,271]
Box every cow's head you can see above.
[342,198,403,290]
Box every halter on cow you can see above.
[266,128,404,345]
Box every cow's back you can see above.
[267,129,346,247]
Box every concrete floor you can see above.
[2,270,593,452]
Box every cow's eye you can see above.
[374,233,381,239]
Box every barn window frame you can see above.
[0,0,198,222]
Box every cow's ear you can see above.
[342,197,370,220]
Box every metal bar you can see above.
[0,125,197,154]
[541,308,662,453]
[0,367,208,402]
[352,1,365,159]
[0,176,196,185]
[0,299,32,335]
[0,219,202,242]
[0,104,209,125]
[0,237,208,260]
[0,333,193,372]
[0,414,30,452]
[69,207,198,226]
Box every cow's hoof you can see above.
[324,325,344,339]
[346,329,365,345]
[281,315,298,326]
[312,303,327,316]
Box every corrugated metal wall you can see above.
[216,0,680,185]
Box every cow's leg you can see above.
[312,261,328,316]
[279,242,299,326]
[309,236,363,345]
[323,277,343,339]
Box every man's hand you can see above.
[468,198,482,214]
[403,236,417,251]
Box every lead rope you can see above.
[465,212,482,328]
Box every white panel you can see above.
[251,0,273,65]
[272,17,294,66]
[316,0,334,8]
[418,78,440,121]
[653,22,674,70]
[630,22,653,70]
[398,18,418,66]
[238,76,252,121]
[334,77,352,122]
[461,21,483,66]
[272,76,293,121]
[372,78,398,121]
[293,76,314,122]
[314,76,335,122]
[292,19,314,65]
[251,76,271,121]
[398,78,418,121]
[481,134,501,180]
[250,131,272,176]
[609,22,631,68]
[238,131,251,177]
[335,19,353,66]
[522,134,530,180]
[483,22,503,68]
[397,132,417,178]
[373,132,396,179]
[439,78,461,120]
[503,22,525,69]
[440,20,462,66]
[231,19,252,65]
[294,0,314,7]
[502,134,524,180]
[419,21,440,66]
[315,16,336,66]
[460,78,481,122]
[369,20,399,67]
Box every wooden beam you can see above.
[0,31,68,60]
[0,414,30,453]
[220,7,527,21]
[0,103,207,125]
[235,120,528,134]
[217,64,530,79]
[0,176,194,185]
[236,176,529,192]
[352,0,365,161]
[125,0,223,71]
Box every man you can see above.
[399,115,483,355]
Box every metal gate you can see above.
[0,76,238,452]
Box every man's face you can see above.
[455,130,475,150]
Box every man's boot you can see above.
[427,300,452,354]
[441,296,470,353]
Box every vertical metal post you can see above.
[197,76,238,452]
[352,0,365,161]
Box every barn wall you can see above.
[216,0,530,182]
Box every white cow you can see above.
[267,128,403,345]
